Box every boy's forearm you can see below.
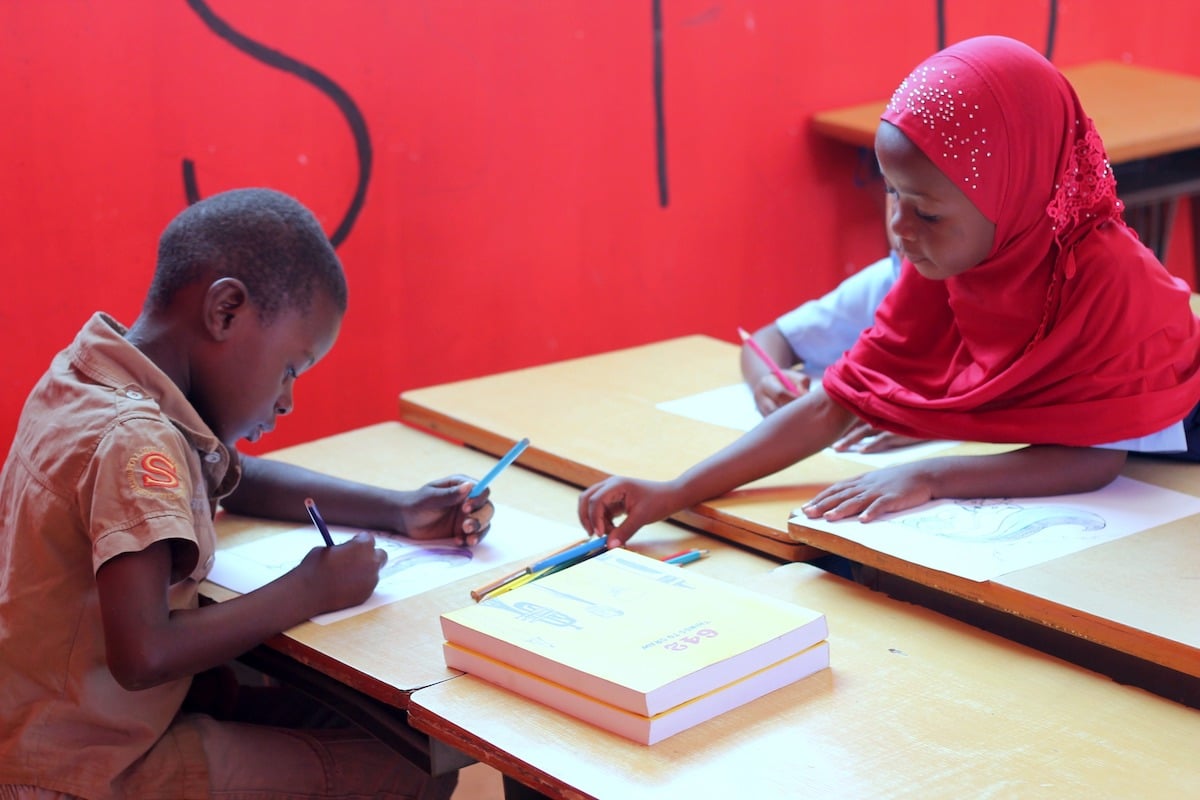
[925,446,1127,500]
[99,541,323,689]
[223,455,399,530]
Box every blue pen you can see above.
[468,437,531,499]
[528,535,609,573]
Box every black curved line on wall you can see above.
[652,0,669,208]
[936,0,947,51]
[182,0,372,248]
[934,0,1058,60]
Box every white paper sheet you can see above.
[207,504,584,624]
[655,383,958,467]
[790,475,1200,582]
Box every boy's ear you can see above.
[201,278,252,342]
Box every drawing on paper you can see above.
[377,544,473,580]
[897,499,1107,543]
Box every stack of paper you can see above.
[440,549,829,744]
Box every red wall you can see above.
[4,1,1200,454]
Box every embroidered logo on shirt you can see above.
[140,452,181,488]
[126,448,186,498]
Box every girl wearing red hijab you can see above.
[579,35,1200,545]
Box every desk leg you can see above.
[235,645,475,777]
[501,775,552,800]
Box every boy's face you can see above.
[196,289,342,447]
[875,121,995,280]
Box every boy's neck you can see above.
[124,312,192,397]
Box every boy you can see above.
[0,188,487,798]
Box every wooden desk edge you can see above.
[787,520,1199,679]
[399,398,826,563]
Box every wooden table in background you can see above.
[399,335,1200,693]
[399,336,1010,561]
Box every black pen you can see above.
[304,497,336,547]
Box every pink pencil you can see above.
[738,326,801,395]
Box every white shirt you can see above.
[774,253,899,378]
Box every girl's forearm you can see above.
[672,388,855,506]
[927,445,1127,500]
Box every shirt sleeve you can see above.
[81,416,201,580]
[775,253,900,377]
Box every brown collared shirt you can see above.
[0,313,239,799]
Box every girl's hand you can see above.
[801,464,934,523]
[832,421,925,454]
[577,476,680,547]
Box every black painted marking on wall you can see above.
[182,0,372,247]
[652,0,669,208]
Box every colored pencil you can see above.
[738,326,801,394]
[468,437,531,499]
[304,497,336,547]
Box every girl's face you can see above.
[875,121,996,280]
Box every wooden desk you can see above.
[788,455,1200,685]
[202,421,720,773]
[812,61,1200,268]
[410,563,1200,799]
[206,423,1200,798]
[398,336,1009,561]
[399,335,1200,690]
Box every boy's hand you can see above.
[801,463,934,523]
[832,421,925,453]
[577,476,679,547]
[399,476,494,546]
[299,532,386,613]
[752,369,811,416]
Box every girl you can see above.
[580,35,1200,545]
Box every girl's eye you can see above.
[916,209,940,223]
[285,366,298,381]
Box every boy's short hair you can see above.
[146,188,348,322]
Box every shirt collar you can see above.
[68,312,239,492]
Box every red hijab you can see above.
[822,36,1200,446]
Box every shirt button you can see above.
[204,452,221,464]
[125,390,144,400]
